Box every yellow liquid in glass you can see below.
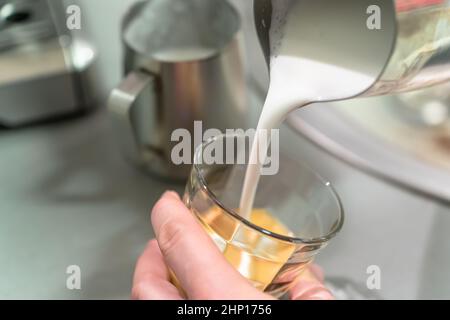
[193,207,298,292]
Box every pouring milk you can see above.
[239,0,392,219]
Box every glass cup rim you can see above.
[192,133,345,245]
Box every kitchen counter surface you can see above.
[1,106,449,299]
[2,0,449,301]
[0,108,181,299]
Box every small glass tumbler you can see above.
[182,134,344,298]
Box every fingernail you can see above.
[292,281,335,300]
[162,191,180,200]
[303,288,335,300]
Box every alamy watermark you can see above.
[171,121,280,176]
[66,5,81,30]
[366,5,381,30]
[366,265,381,290]
[66,265,81,290]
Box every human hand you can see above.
[132,191,334,300]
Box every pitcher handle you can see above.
[108,70,158,162]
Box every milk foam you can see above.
[239,0,374,219]
[152,47,218,62]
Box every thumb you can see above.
[151,191,272,300]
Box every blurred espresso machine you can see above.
[0,0,96,127]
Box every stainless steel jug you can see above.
[108,0,247,180]
[254,0,450,98]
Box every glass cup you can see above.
[181,134,344,298]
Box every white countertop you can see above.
[1,105,449,300]
[0,108,182,299]
[3,0,449,301]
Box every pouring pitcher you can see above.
[254,0,450,98]
[108,0,247,180]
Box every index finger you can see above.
[132,239,183,300]
[289,267,334,300]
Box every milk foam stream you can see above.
[152,47,218,61]
[239,0,375,220]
